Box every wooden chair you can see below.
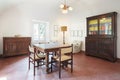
[28,45,45,76]
[51,44,73,78]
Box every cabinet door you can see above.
[87,19,98,36]
[17,38,30,54]
[99,12,117,36]
[4,40,17,56]
[98,38,116,61]
[99,17,112,35]
[86,37,98,56]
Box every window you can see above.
[32,20,49,43]
[53,25,59,37]
[69,27,83,42]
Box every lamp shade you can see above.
[61,26,67,31]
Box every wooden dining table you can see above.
[33,42,71,73]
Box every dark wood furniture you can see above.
[28,45,45,76]
[3,37,31,57]
[85,12,117,62]
[51,44,73,78]
[33,42,71,73]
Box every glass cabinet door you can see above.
[99,17,112,35]
[88,19,98,35]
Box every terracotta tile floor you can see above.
[0,53,120,80]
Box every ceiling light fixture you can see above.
[60,0,73,14]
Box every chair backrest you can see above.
[60,44,73,56]
[61,46,73,55]
[28,45,38,60]
[52,44,73,62]
[29,45,34,53]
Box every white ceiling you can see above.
[0,0,120,19]
[0,0,72,13]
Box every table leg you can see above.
[46,52,49,73]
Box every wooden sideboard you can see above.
[3,37,31,57]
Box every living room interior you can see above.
[0,0,120,80]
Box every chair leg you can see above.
[34,61,35,76]
[64,62,68,68]
[59,62,61,78]
[51,58,53,72]
[28,58,30,69]
[71,61,73,73]
[37,61,39,67]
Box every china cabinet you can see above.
[85,12,117,62]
